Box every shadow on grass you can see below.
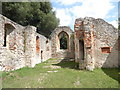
[102,68,119,82]
[101,40,119,82]
[52,59,79,70]
[53,59,119,82]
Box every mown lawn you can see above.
[1,58,119,88]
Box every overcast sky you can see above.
[51,0,118,30]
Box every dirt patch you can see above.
[43,65,61,69]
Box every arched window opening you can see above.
[36,36,40,54]
[58,31,68,50]
[3,24,15,49]
[46,39,48,44]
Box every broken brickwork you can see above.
[0,14,51,71]
[74,17,118,71]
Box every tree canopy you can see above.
[2,2,59,37]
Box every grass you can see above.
[1,58,119,88]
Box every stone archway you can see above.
[3,23,15,50]
[51,26,75,59]
[58,31,69,50]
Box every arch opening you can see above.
[3,23,15,49]
[36,36,40,54]
[58,31,69,50]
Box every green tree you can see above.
[2,2,59,37]
[60,32,68,49]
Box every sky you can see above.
[118,1,120,17]
[51,0,119,30]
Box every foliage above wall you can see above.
[2,2,59,37]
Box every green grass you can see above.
[1,58,119,88]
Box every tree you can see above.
[2,2,59,37]
[60,32,68,49]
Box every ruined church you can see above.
[0,14,119,71]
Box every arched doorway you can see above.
[58,31,69,50]
[79,40,84,60]
[3,23,15,50]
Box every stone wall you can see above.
[35,33,52,63]
[24,26,36,67]
[93,18,118,68]
[0,14,25,71]
[50,26,75,59]
[74,17,118,70]
[0,14,118,71]
[0,14,52,71]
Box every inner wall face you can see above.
[74,17,118,69]
[51,27,75,59]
